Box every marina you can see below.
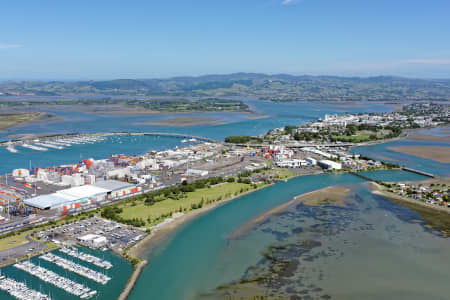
[6,135,108,154]
[40,252,111,285]
[20,144,48,152]
[59,247,113,269]
[13,260,97,299]
[0,275,51,300]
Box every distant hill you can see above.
[1,73,450,102]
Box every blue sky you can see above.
[1,0,450,79]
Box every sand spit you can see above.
[408,134,450,142]
[144,116,222,127]
[388,146,450,163]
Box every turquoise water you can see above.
[128,170,448,300]
[352,138,450,177]
[357,169,429,182]
[0,135,196,175]
[0,101,393,176]
[0,246,132,300]
[0,100,393,142]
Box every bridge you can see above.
[111,132,222,144]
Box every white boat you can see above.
[6,142,19,153]
[21,144,48,151]
[35,142,64,150]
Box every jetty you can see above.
[59,246,112,269]
[119,132,221,144]
[40,252,111,284]
[0,275,51,300]
[14,260,96,298]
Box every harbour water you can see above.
[0,100,393,176]
[0,135,197,175]
[352,132,450,177]
[0,246,132,300]
[127,170,450,300]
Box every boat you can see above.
[6,142,19,153]
[20,143,48,151]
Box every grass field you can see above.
[0,231,29,251]
[119,182,251,225]
[332,129,392,143]
[263,168,296,179]
[0,112,44,130]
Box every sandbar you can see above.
[408,134,450,142]
[144,116,222,127]
[388,146,450,163]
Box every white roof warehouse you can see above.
[24,180,137,210]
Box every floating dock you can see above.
[0,275,51,300]
[60,247,112,269]
[14,260,96,299]
[40,253,111,284]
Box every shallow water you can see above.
[352,136,450,177]
[128,170,447,300]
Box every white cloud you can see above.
[0,43,22,49]
[403,59,450,65]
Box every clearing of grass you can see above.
[263,168,296,180]
[0,231,29,251]
[119,182,251,225]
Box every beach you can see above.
[388,146,450,163]
[128,183,274,260]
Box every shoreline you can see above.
[128,182,274,260]
[118,183,275,300]
[370,182,450,236]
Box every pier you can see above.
[59,247,112,269]
[40,253,111,284]
[120,132,221,144]
[14,260,96,298]
[0,276,51,300]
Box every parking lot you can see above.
[37,216,145,252]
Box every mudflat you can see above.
[408,134,450,142]
[388,146,450,163]
[229,186,349,239]
[0,112,60,131]
[144,116,222,127]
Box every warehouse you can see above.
[24,180,138,210]
[93,180,139,199]
[318,160,342,170]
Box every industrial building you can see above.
[318,160,342,170]
[24,180,138,210]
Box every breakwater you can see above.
[401,167,435,178]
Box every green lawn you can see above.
[263,168,296,179]
[119,182,252,225]
[0,232,29,251]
